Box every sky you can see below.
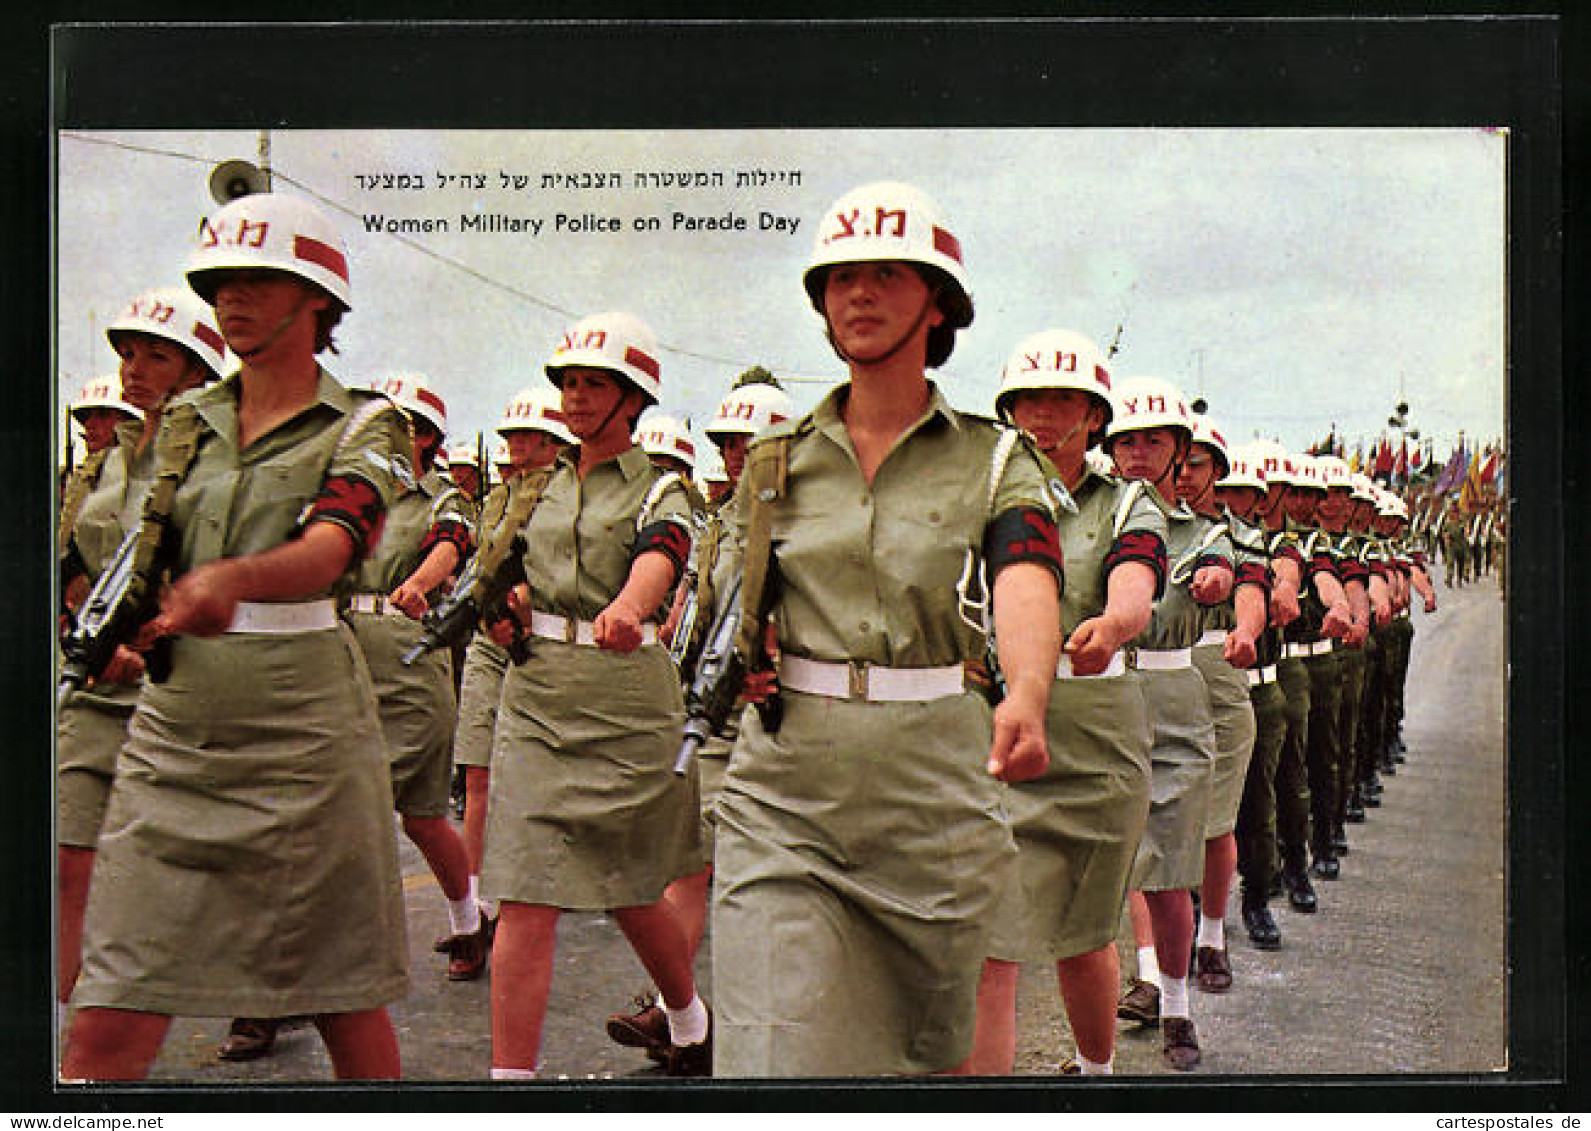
[55,127,1507,469]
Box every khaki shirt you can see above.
[1282,516,1336,643]
[349,465,471,594]
[1046,462,1169,638]
[726,381,1055,669]
[1198,505,1269,634]
[163,370,408,593]
[517,443,693,621]
[1138,492,1233,651]
[69,418,155,578]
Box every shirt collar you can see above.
[558,441,653,482]
[811,378,962,446]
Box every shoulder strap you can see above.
[985,427,1019,517]
[57,446,114,552]
[735,434,791,662]
[476,466,555,577]
[1112,479,1150,540]
[637,470,683,532]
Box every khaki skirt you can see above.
[72,627,409,1017]
[481,638,698,910]
[452,633,509,769]
[712,688,1014,1077]
[56,681,138,849]
[346,610,457,818]
[1192,643,1258,839]
[1129,665,1218,892]
[987,669,1152,961]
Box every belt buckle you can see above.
[564,617,578,644]
[1124,645,1139,670]
[847,662,869,700]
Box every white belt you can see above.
[528,610,656,648]
[1285,639,1334,659]
[225,599,339,635]
[1247,663,1279,686]
[1057,651,1127,680]
[1131,647,1192,671]
[778,654,965,702]
[345,593,411,619]
[1196,629,1227,648]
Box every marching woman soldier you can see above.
[1266,455,1354,898]
[963,329,1163,1076]
[1214,446,1290,950]
[606,374,794,1064]
[482,312,709,1079]
[57,287,225,1019]
[59,376,142,509]
[342,375,484,978]
[444,440,485,506]
[446,386,571,967]
[62,192,411,1080]
[1176,414,1267,993]
[1105,376,1231,1071]
[712,181,1061,1077]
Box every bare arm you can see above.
[988,561,1060,783]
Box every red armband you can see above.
[305,473,386,561]
[985,506,1064,587]
[1235,559,1272,598]
[1307,552,1339,581]
[633,520,692,585]
[1105,529,1167,598]
[417,518,472,563]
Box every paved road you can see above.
[120,568,1504,1087]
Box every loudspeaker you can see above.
[208,159,270,206]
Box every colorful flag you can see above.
[1433,440,1468,493]
[1392,438,1408,487]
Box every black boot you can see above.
[1309,848,1341,881]
[1241,892,1283,950]
[1345,787,1367,822]
[1281,862,1317,912]
[1331,823,1349,856]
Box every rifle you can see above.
[666,566,701,674]
[58,522,174,711]
[400,542,531,666]
[474,430,488,504]
[673,573,785,775]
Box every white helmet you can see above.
[993,329,1113,434]
[1103,376,1193,449]
[1188,412,1232,478]
[803,181,972,330]
[1218,443,1267,493]
[444,440,479,468]
[491,438,512,467]
[1246,438,1291,487]
[1349,472,1380,503]
[188,192,351,310]
[498,385,575,444]
[1314,454,1352,492]
[545,311,661,407]
[70,375,142,423]
[635,413,696,474]
[1291,453,1327,493]
[707,383,795,441]
[106,286,228,378]
[371,375,447,435]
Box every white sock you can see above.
[1136,946,1162,990]
[664,993,709,1046]
[1161,976,1190,1018]
[448,890,482,936]
[469,875,498,920]
[1197,913,1226,951]
[490,1066,538,1080]
[1076,1051,1113,1075]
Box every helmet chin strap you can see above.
[233,294,312,360]
[829,290,938,370]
